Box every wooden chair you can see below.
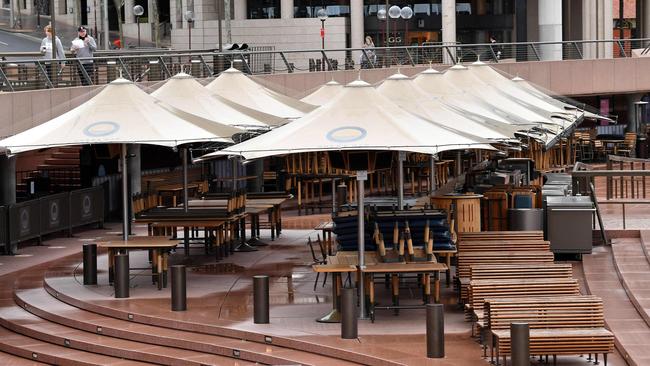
[617,132,637,157]
[307,237,327,291]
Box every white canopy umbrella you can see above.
[205,67,318,119]
[0,78,235,241]
[301,80,343,106]
[376,73,518,141]
[200,79,492,161]
[199,78,492,320]
[413,67,565,148]
[151,72,288,130]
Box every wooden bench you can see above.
[459,231,544,241]
[459,263,573,303]
[457,240,551,252]
[468,278,581,329]
[457,251,555,283]
[485,296,614,366]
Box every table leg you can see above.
[235,216,257,252]
[446,254,452,287]
[434,271,440,303]
[391,274,400,316]
[368,273,375,322]
[269,210,275,241]
[423,273,431,304]
[108,250,115,284]
[151,249,158,284]
[317,272,342,323]
[157,249,163,290]
[248,214,268,247]
[163,251,168,288]
[183,227,190,256]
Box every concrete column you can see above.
[350,0,363,66]
[538,0,562,60]
[582,0,595,59]
[124,0,134,23]
[601,0,613,58]
[234,0,246,20]
[127,144,141,196]
[281,0,293,19]
[224,0,231,43]
[643,0,650,38]
[0,155,16,206]
[441,0,456,64]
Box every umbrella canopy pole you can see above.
[455,151,462,177]
[357,171,368,319]
[331,178,337,213]
[398,152,405,210]
[183,148,189,213]
[121,144,128,241]
[430,155,436,196]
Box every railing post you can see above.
[253,275,270,324]
[171,265,187,311]
[426,304,444,358]
[511,323,530,366]
[82,243,97,285]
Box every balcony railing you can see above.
[1,38,649,92]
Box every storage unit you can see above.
[546,196,594,254]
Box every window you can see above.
[294,1,350,18]
[248,0,281,19]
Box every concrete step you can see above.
[0,325,150,366]
[611,238,650,328]
[14,287,346,366]
[57,147,81,154]
[50,152,79,160]
[0,301,256,366]
[36,164,78,171]
[43,158,79,166]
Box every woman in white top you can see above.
[40,24,65,60]
[360,36,377,68]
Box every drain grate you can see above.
[191,263,245,274]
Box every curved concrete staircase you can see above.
[0,254,399,365]
[583,233,650,366]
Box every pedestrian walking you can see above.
[71,26,97,85]
[40,24,65,84]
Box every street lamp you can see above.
[184,10,194,50]
[133,5,144,47]
[317,8,328,71]
[388,5,400,45]
[400,6,413,46]
[377,8,387,47]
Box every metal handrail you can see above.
[2,38,650,92]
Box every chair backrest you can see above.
[307,237,321,262]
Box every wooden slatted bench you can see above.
[457,250,555,289]
[457,240,551,252]
[458,231,544,241]
[467,278,581,332]
[485,296,614,366]
[459,263,573,303]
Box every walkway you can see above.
[583,235,650,366]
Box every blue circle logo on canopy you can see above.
[326,126,367,143]
[83,121,120,137]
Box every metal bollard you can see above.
[253,275,269,324]
[341,287,358,339]
[114,254,129,298]
[511,323,530,366]
[426,303,444,358]
[171,265,187,311]
[82,244,97,285]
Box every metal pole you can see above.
[114,253,129,298]
[136,17,141,47]
[430,155,436,195]
[232,157,238,190]
[171,265,187,311]
[121,144,128,241]
[511,323,530,366]
[253,275,269,324]
[102,0,109,49]
[182,148,189,213]
[188,20,192,49]
[426,303,444,358]
[357,171,367,319]
[455,151,462,177]
[217,0,223,52]
[332,178,337,213]
[82,243,97,285]
[321,19,326,71]
[341,287,358,339]
[398,152,405,210]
